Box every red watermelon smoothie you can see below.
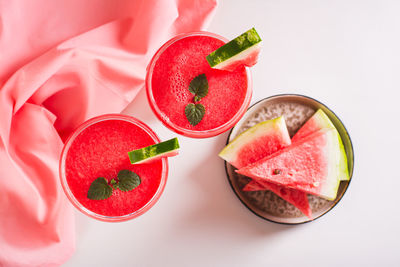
[146,32,252,138]
[59,114,168,222]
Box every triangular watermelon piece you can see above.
[206,28,262,72]
[236,129,341,200]
[219,117,312,218]
[219,116,291,168]
[292,109,349,181]
[243,180,312,219]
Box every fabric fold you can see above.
[0,0,217,266]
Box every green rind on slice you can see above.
[128,138,180,164]
[332,127,349,182]
[206,28,262,68]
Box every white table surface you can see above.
[63,1,400,266]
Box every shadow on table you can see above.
[173,132,302,241]
[121,86,157,124]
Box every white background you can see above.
[64,1,400,266]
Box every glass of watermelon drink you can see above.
[146,32,253,138]
[59,114,168,222]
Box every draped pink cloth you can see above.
[0,1,217,266]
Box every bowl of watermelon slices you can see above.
[220,94,354,224]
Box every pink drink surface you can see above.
[151,35,248,131]
[65,119,163,217]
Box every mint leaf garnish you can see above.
[185,74,208,125]
[117,170,141,192]
[188,74,208,100]
[185,103,205,126]
[87,177,113,200]
[87,170,141,200]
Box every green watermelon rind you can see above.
[206,28,262,69]
[333,128,349,181]
[293,109,349,181]
[218,116,290,168]
[128,137,180,164]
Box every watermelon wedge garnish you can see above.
[236,129,342,200]
[292,109,349,181]
[206,28,262,72]
[219,117,312,218]
[128,137,180,164]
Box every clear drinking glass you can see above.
[59,114,168,222]
[146,31,253,138]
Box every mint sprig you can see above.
[185,74,208,126]
[87,170,141,200]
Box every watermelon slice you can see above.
[219,116,291,168]
[292,109,349,181]
[236,129,342,200]
[219,117,312,218]
[242,181,312,219]
[206,28,262,72]
[128,137,179,164]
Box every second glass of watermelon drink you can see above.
[59,114,168,222]
[146,32,253,138]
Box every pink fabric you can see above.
[0,0,217,266]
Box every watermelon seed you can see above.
[273,169,281,175]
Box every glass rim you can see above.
[59,114,169,222]
[145,31,253,138]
